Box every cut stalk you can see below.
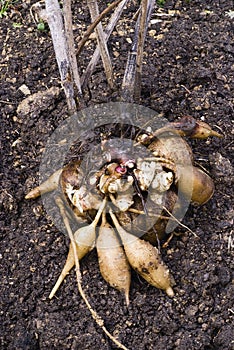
[87,0,114,88]
[45,0,77,111]
[121,0,155,102]
[134,0,148,101]
[76,0,123,57]
[81,0,129,87]
[63,0,84,106]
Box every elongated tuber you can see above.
[25,169,62,199]
[49,197,107,298]
[74,197,107,254]
[97,221,131,305]
[110,209,174,297]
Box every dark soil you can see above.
[0,1,233,349]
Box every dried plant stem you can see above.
[87,0,114,88]
[45,0,77,112]
[121,0,155,102]
[63,0,84,106]
[134,0,148,101]
[82,0,129,87]
[76,0,123,57]
[55,197,129,350]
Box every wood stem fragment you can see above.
[63,0,84,106]
[81,0,129,87]
[76,0,123,57]
[45,0,77,112]
[121,0,155,102]
[134,0,148,101]
[87,0,114,88]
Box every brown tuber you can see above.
[25,169,62,199]
[97,221,131,305]
[109,209,174,297]
[49,197,107,299]
[177,166,215,205]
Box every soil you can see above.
[0,1,233,350]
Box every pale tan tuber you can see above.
[97,221,131,305]
[177,165,214,205]
[25,169,62,199]
[109,210,174,297]
[49,197,107,299]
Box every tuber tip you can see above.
[25,187,41,199]
[210,129,223,138]
[165,286,174,298]
[193,121,223,139]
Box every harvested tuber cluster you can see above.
[25,116,221,304]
